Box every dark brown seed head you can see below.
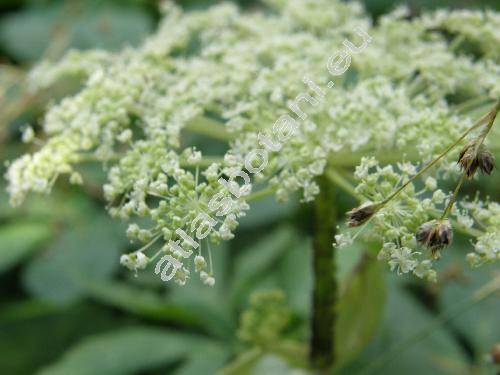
[478,148,495,175]
[491,343,500,365]
[458,142,495,178]
[346,202,380,227]
[416,219,453,258]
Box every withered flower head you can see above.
[346,202,380,227]
[416,219,453,258]
[490,343,500,365]
[458,141,495,178]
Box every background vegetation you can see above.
[1,1,499,374]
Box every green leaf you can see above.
[0,303,122,375]
[0,299,60,322]
[39,327,224,375]
[238,194,299,229]
[342,275,469,374]
[22,214,125,304]
[230,226,298,307]
[335,234,366,283]
[436,242,500,364]
[0,221,53,273]
[174,341,230,375]
[335,254,386,368]
[0,185,99,223]
[0,1,153,62]
[166,241,236,340]
[251,354,307,375]
[220,350,308,375]
[277,239,312,318]
[81,280,203,327]
[219,348,263,375]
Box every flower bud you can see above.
[346,202,380,227]
[194,255,207,272]
[416,219,453,258]
[458,141,495,178]
[120,251,150,271]
[200,271,215,286]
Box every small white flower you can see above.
[117,129,133,143]
[69,172,83,185]
[413,260,436,282]
[388,247,418,275]
[425,177,437,191]
[120,251,150,271]
[397,162,417,176]
[174,267,190,286]
[22,126,35,143]
[456,212,474,229]
[378,242,396,261]
[200,271,215,286]
[432,189,446,204]
[334,233,353,248]
[194,255,207,271]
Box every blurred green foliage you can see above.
[1,0,499,374]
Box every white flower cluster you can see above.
[5,0,500,283]
[345,147,499,281]
[462,199,500,267]
[351,157,450,281]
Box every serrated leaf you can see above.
[0,221,53,273]
[341,275,469,374]
[251,354,308,375]
[22,214,125,304]
[238,194,299,229]
[277,239,312,318]
[79,279,234,340]
[335,254,386,368]
[219,348,263,375]
[82,280,201,324]
[436,242,500,363]
[230,226,298,307]
[0,1,153,62]
[174,341,230,375]
[39,327,224,375]
[0,303,121,375]
[165,241,236,339]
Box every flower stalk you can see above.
[310,174,337,370]
[346,100,499,226]
[441,101,498,220]
[381,101,498,207]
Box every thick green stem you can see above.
[310,175,337,371]
[184,116,233,141]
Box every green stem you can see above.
[325,169,362,200]
[245,186,277,202]
[181,156,225,168]
[310,174,337,371]
[453,95,495,115]
[442,100,499,220]
[440,171,467,220]
[76,153,224,168]
[184,116,233,141]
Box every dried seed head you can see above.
[458,141,495,178]
[478,148,495,175]
[346,202,380,227]
[416,219,453,258]
[490,343,500,365]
